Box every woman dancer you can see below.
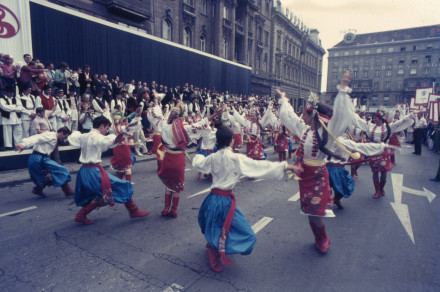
[277,71,354,253]
[148,94,222,218]
[194,125,299,272]
[352,107,416,199]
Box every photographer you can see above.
[79,108,95,133]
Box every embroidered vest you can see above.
[40,94,55,110]
[21,95,35,110]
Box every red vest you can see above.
[40,94,55,110]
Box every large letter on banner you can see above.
[0,0,32,61]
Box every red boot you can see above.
[61,183,74,196]
[379,181,386,196]
[206,247,223,272]
[125,199,149,218]
[75,201,99,225]
[373,182,381,199]
[310,222,331,253]
[161,194,172,216]
[167,197,180,218]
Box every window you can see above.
[413,45,417,51]
[410,68,417,75]
[183,27,192,47]
[386,70,391,76]
[200,35,206,52]
[385,81,390,89]
[399,58,405,64]
[334,52,339,57]
[388,47,394,52]
[372,96,378,101]
[386,58,393,63]
[333,74,338,80]
[184,0,194,5]
[400,46,406,52]
[426,55,432,63]
[424,67,429,75]
[162,19,172,41]
[427,44,433,50]
[384,96,390,101]
[397,69,404,75]
[411,58,418,64]
[355,50,360,55]
[276,34,281,50]
[397,82,403,89]
[264,31,269,47]
[353,71,358,78]
[212,3,215,18]
[344,51,349,56]
[223,38,229,59]
[363,70,369,78]
[365,50,371,54]
[373,82,379,89]
[376,48,382,53]
[201,1,207,15]
[375,70,380,77]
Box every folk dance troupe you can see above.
[12,70,423,273]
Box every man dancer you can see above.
[15,127,74,197]
[68,116,149,225]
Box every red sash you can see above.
[211,188,235,266]
[171,118,189,149]
[82,163,114,206]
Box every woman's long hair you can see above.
[308,103,345,161]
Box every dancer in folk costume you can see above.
[260,104,290,162]
[277,71,354,253]
[68,116,149,225]
[15,127,74,197]
[351,107,416,199]
[194,125,300,272]
[148,95,223,218]
[233,106,266,160]
[110,113,136,182]
[388,107,404,165]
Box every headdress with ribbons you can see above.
[375,107,388,122]
[304,91,319,116]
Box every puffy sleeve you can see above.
[232,108,250,129]
[67,131,82,147]
[147,105,166,132]
[236,154,287,180]
[98,134,117,151]
[193,153,213,174]
[389,113,414,133]
[21,132,54,148]
[184,118,211,141]
[338,137,386,156]
[278,98,308,137]
[260,105,274,127]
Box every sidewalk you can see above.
[0,149,197,188]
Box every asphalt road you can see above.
[0,144,439,292]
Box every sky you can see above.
[280,0,440,91]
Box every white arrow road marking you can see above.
[288,192,300,202]
[162,283,184,292]
[187,187,211,198]
[253,179,264,183]
[252,216,273,234]
[391,173,438,245]
[0,206,37,218]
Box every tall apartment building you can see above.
[326,25,440,109]
[48,0,324,98]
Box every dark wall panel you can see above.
[29,2,250,94]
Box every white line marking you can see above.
[0,206,37,218]
[252,216,273,234]
[288,192,300,202]
[187,187,211,198]
[162,283,184,292]
[253,179,264,183]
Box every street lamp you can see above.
[296,33,308,112]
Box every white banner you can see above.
[414,87,433,105]
[0,0,32,62]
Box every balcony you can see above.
[235,23,244,35]
[106,0,150,20]
[183,3,196,17]
[223,18,232,28]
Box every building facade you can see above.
[48,0,324,99]
[326,25,440,109]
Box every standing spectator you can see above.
[68,67,81,97]
[67,87,79,131]
[111,92,126,114]
[0,85,23,150]
[413,113,427,155]
[92,88,111,121]
[79,65,94,95]
[37,85,58,130]
[79,108,95,133]
[32,107,52,134]
[55,88,71,130]
[111,76,120,98]
[19,85,38,138]
[32,63,50,95]
[126,80,135,96]
[53,62,70,93]
[45,62,56,87]
[14,54,32,80]
[18,60,44,94]
[0,55,17,90]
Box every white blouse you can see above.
[327,137,386,163]
[148,105,210,148]
[279,85,354,160]
[21,131,57,155]
[193,147,287,190]
[68,129,116,163]
[232,109,260,137]
[352,112,414,143]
